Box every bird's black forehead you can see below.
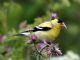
[58,19,64,23]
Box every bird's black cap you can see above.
[58,19,64,23]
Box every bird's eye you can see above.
[58,19,63,23]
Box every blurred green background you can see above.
[0,0,80,60]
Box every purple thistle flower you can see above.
[47,47,52,55]
[54,44,62,55]
[47,43,54,55]
[31,35,37,42]
[51,13,57,20]
[37,43,46,50]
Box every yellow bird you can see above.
[16,13,67,42]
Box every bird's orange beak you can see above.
[61,22,67,29]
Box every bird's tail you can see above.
[13,32,31,36]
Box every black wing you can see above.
[13,26,52,36]
[25,26,52,32]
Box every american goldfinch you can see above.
[15,13,66,42]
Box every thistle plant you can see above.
[27,34,62,60]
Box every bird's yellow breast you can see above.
[35,27,61,41]
[47,27,61,40]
